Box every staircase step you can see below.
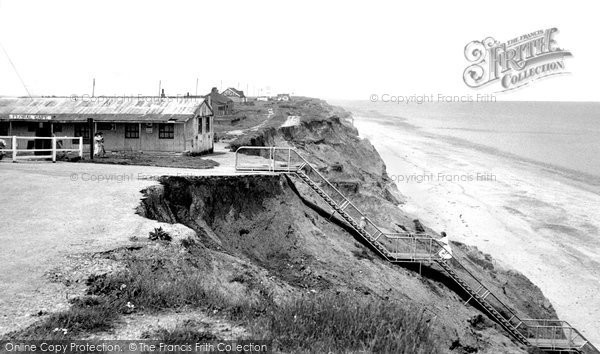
[293,169,552,349]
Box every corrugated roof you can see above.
[205,92,233,105]
[0,96,206,122]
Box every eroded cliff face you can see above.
[138,174,556,353]
[135,99,559,352]
[229,99,404,206]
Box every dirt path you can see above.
[225,108,276,136]
[281,115,300,128]
[0,145,269,335]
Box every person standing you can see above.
[438,231,453,260]
[94,132,106,157]
[0,138,6,160]
[359,216,367,229]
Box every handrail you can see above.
[234,146,599,353]
[293,146,528,334]
[236,146,390,240]
[440,251,525,332]
[521,319,599,352]
[390,228,528,339]
[293,151,389,241]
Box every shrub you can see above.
[180,237,196,249]
[149,227,172,241]
[352,248,374,261]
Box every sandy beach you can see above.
[349,112,600,344]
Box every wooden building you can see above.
[222,87,247,103]
[204,88,233,116]
[0,96,214,153]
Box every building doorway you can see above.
[34,122,52,155]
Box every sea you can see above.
[334,101,600,185]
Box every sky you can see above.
[0,0,597,101]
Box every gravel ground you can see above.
[0,143,268,335]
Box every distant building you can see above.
[0,96,214,153]
[204,88,234,116]
[276,94,291,102]
[222,87,247,103]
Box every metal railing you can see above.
[380,233,442,262]
[438,250,527,338]
[234,146,599,353]
[0,135,83,163]
[236,147,445,261]
[235,146,304,173]
[236,146,416,255]
[520,319,599,352]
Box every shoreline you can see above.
[343,108,600,344]
[358,112,600,194]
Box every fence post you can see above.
[78,137,83,158]
[52,136,57,163]
[12,136,17,163]
[234,149,238,171]
[88,118,94,160]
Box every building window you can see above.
[158,123,174,139]
[125,124,139,139]
[73,124,90,144]
[53,123,62,133]
[28,123,37,132]
[205,116,211,133]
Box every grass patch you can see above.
[87,259,244,314]
[9,296,121,340]
[6,243,439,353]
[352,248,375,262]
[256,295,439,353]
[141,320,219,342]
[79,153,219,169]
